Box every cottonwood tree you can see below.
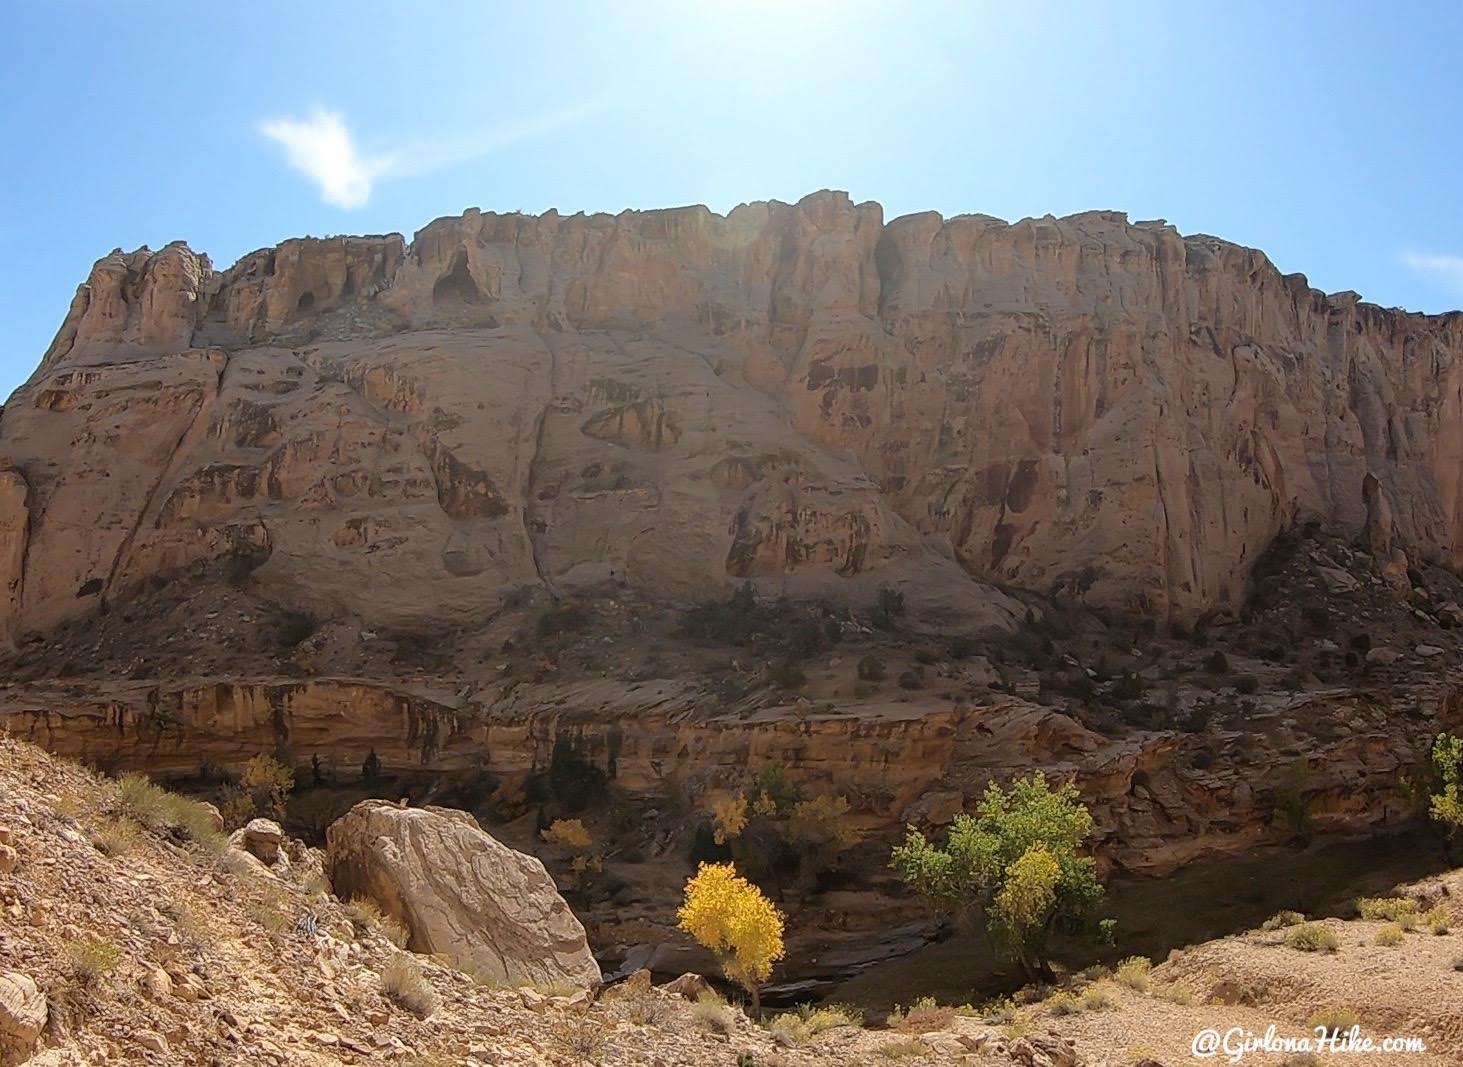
[891,772,1110,983]
[1431,733,1463,860]
[676,862,785,1016]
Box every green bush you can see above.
[891,773,1109,983]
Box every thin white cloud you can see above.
[1402,252,1463,296]
[258,108,388,210]
[257,103,602,210]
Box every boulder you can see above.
[660,973,712,1001]
[324,800,600,988]
[1365,647,1402,666]
[239,818,285,866]
[0,971,46,1065]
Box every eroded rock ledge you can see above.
[3,673,1456,877]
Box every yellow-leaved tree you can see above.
[676,862,785,1016]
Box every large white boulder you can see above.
[325,801,600,988]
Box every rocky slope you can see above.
[8,191,1463,648]
[3,735,1459,1067]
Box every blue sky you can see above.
[3,1,1462,398]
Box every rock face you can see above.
[5,191,1463,647]
[0,971,46,1066]
[324,800,600,987]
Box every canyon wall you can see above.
[6,191,1463,647]
[4,674,1457,875]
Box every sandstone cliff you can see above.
[8,191,1463,647]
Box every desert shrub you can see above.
[679,863,785,1015]
[794,1002,862,1033]
[1422,903,1452,934]
[1261,910,1305,930]
[1080,982,1118,1011]
[691,989,737,1033]
[115,774,226,854]
[1235,674,1260,695]
[347,897,409,948]
[1205,650,1231,675]
[1160,983,1197,1006]
[542,818,593,850]
[764,658,807,691]
[1113,955,1151,991]
[871,584,905,630]
[857,654,887,682]
[887,996,955,1032]
[1355,897,1418,924]
[1284,923,1339,953]
[248,892,293,936]
[1375,923,1405,946]
[765,1013,812,1046]
[380,955,439,1017]
[93,816,141,857]
[891,773,1110,983]
[546,1006,609,1064]
[65,937,121,988]
[1043,992,1079,1016]
[1307,1006,1359,1037]
[897,669,924,690]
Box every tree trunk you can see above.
[750,985,761,1019]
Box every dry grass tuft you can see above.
[887,995,955,1032]
[346,896,410,947]
[546,1006,609,1065]
[380,955,440,1018]
[1306,1006,1360,1037]
[1113,955,1152,992]
[690,990,737,1034]
[65,937,121,988]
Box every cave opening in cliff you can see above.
[431,250,484,306]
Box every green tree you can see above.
[1430,733,1463,861]
[890,772,1109,982]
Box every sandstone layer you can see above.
[7,191,1463,648]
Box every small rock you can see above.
[1365,647,1402,666]
[141,966,173,1001]
[1415,644,1444,658]
[135,1031,169,1055]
